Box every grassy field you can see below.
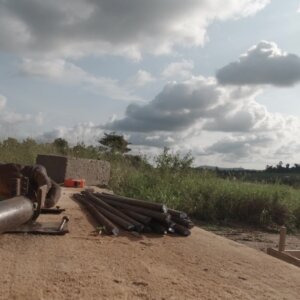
[110,162,300,230]
[1,137,300,230]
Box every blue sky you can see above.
[0,0,300,168]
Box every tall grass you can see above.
[109,166,300,229]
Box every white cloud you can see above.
[100,75,300,167]
[0,95,7,110]
[162,60,194,80]
[20,58,86,82]
[19,58,141,101]
[106,77,222,132]
[206,134,275,160]
[216,41,300,86]
[0,0,270,59]
[127,70,156,87]
[0,94,43,138]
[105,77,274,133]
[39,122,103,145]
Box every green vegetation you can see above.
[1,135,300,230]
[98,132,131,154]
[217,161,300,188]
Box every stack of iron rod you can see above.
[73,191,194,236]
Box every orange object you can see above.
[64,178,85,188]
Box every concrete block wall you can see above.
[36,155,111,186]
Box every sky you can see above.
[0,0,300,169]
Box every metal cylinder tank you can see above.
[0,196,34,233]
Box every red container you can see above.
[64,178,85,188]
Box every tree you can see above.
[53,138,69,154]
[277,161,283,169]
[98,132,131,154]
[155,147,194,171]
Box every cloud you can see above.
[0,0,270,59]
[127,70,156,87]
[100,74,300,166]
[216,41,300,86]
[19,58,141,101]
[39,122,103,145]
[106,77,222,132]
[105,77,280,134]
[0,95,6,110]
[0,94,31,124]
[206,134,275,160]
[0,94,43,137]
[202,98,288,133]
[162,60,194,80]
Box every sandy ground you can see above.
[202,224,300,253]
[1,188,300,300]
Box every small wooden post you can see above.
[278,226,286,252]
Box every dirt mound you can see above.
[1,188,299,300]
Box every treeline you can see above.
[265,161,300,173]
[0,133,145,166]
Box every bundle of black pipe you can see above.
[73,191,194,237]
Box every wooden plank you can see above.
[267,248,300,268]
[285,250,300,259]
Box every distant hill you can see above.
[197,165,245,171]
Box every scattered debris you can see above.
[73,190,194,237]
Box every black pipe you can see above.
[171,216,194,229]
[167,208,187,219]
[92,204,135,231]
[99,196,171,222]
[73,194,119,236]
[82,191,143,231]
[119,208,152,225]
[149,220,168,235]
[99,192,167,213]
[173,223,191,236]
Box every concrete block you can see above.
[36,155,110,186]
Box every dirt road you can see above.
[1,188,300,300]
